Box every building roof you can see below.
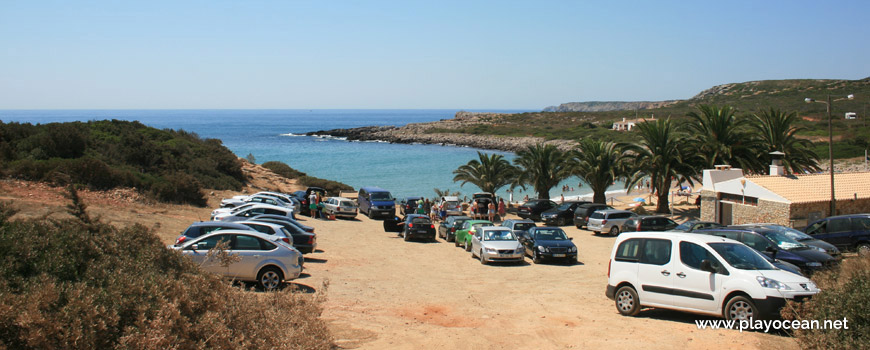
[747,172,870,204]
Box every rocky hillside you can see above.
[543,100,679,112]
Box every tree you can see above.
[573,139,627,204]
[750,108,821,174]
[684,105,762,173]
[513,143,575,200]
[625,118,701,213]
[452,152,519,194]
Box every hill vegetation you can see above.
[261,161,354,195]
[433,78,870,159]
[0,120,247,206]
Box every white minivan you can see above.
[606,232,819,321]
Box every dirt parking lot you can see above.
[293,213,799,350]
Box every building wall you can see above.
[729,199,790,226]
[790,199,870,228]
[700,190,717,222]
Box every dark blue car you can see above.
[519,227,578,264]
[804,214,870,254]
[696,228,836,274]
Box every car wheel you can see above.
[857,243,870,256]
[403,230,410,242]
[615,286,640,316]
[257,267,284,291]
[724,295,758,322]
[465,239,471,252]
[454,236,460,247]
[558,217,567,226]
[609,226,620,236]
[480,250,487,265]
[533,251,542,264]
[447,233,454,243]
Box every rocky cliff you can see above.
[542,100,679,112]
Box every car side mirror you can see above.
[766,246,779,258]
[700,259,716,273]
[569,237,574,241]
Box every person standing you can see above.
[497,198,506,220]
[315,193,324,219]
[471,200,478,219]
[487,201,496,222]
[416,200,425,215]
[308,192,317,217]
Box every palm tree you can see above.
[684,105,762,173]
[452,152,519,194]
[513,143,575,200]
[625,118,701,213]
[573,139,628,204]
[750,108,821,174]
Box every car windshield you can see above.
[708,243,775,270]
[673,222,692,231]
[514,223,536,231]
[471,223,491,230]
[765,225,814,242]
[534,229,568,240]
[484,230,515,241]
[371,192,392,201]
[759,231,808,250]
[339,201,355,208]
[446,201,459,207]
[556,203,574,210]
[411,217,431,224]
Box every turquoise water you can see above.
[0,109,626,201]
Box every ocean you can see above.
[0,109,627,202]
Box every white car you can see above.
[439,196,463,216]
[606,231,819,321]
[171,230,303,290]
[321,197,358,219]
[211,202,257,219]
[214,204,294,222]
[470,227,525,264]
[220,194,295,210]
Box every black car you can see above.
[399,196,424,216]
[671,220,724,233]
[735,224,840,258]
[573,203,612,229]
[470,192,495,219]
[399,214,436,242]
[250,218,318,254]
[519,227,578,264]
[175,221,256,246]
[438,215,471,242]
[541,201,590,226]
[299,187,326,217]
[697,228,836,274]
[804,214,870,254]
[517,199,557,222]
[622,216,678,232]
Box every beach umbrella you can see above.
[633,197,646,203]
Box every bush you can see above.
[261,161,354,196]
[0,201,333,349]
[262,161,307,179]
[782,255,870,349]
[149,172,207,207]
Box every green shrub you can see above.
[0,201,333,349]
[262,161,307,179]
[782,255,870,349]
[261,161,353,196]
[150,172,207,207]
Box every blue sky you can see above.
[1,0,868,109]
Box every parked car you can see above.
[696,228,836,274]
[454,220,494,251]
[235,220,294,244]
[299,187,327,217]
[211,202,257,219]
[439,196,463,216]
[469,192,495,219]
[250,218,318,254]
[804,214,870,254]
[221,194,294,210]
[622,216,678,233]
[607,231,819,321]
[516,199,557,221]
[398,214,437,242]
[586,209,637,236]
[322,197,358,219]
[671,220,724,233]
[573,203,613,229]
[438,215,471,242]
[175,221,257,246]
[358,187,396,219]
[172,230,303,290]
[470,227,525,264]
[500,219,537,238]
[734,224,839,258]
[519,227,578,264]
[215,204,295,222]
[250,214,314,233]
[399,196,424,216]
[541,201,590,226]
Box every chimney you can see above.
[769,151,785,176]
[622,117,626,122]
[714,164,732,171]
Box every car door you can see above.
[471,230,483,255]
[672,241,726,312]
[229,234,267,280]
[636,238,674,307]
[826,218,854,250]
[184,234,233,276]
[522,232,535,256]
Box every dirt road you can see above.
[294,214,798,350]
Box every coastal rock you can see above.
[542,101,679,113]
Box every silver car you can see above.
[172,230,303,290]
[236,220,294,245]
[586,209,637,236]
[321,197,358,219]
[470,227,525,264]
[214,204,294,222]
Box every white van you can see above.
[606,232,819,321]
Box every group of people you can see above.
[467,198,507,222]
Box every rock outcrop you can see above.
[542,100,679,112]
